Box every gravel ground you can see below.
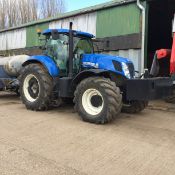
[0,92,175,175]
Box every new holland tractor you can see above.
[0,23,173,124]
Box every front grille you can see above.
[127,63,135,78]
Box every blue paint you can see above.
[27,55,59,77]
[25,54,134,79]
[0,80,5,89]
[82,54,134,78]
[42,29,94,38]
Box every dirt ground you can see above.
[0,92,175,175]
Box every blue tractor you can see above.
[0,23,172,124]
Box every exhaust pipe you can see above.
[68,22,74,77]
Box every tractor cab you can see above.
[40,29,94,76]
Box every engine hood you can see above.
[81,53,134,78]
[82,54,132,64]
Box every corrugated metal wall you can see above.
[0,2,142,71]
[49,12,97,36]
[26,23,49,47]
[0,13,97,51]
[0,3,141,51]
[96,3,140,38]
[0,28,26,51]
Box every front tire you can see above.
[19,64,53,111]
[74,77,122,124]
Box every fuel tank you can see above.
[0,55,29,78]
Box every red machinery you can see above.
[153,33,175,75]
[150,16,175,103]
[151,16,175,76]
[170,33,175,74]
[155,32,175,74]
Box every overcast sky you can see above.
[66,0,112,12]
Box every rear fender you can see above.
[22,55,59,77]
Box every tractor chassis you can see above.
[125,77,173,101]
[54,77,173,101]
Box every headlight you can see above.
[122,62,131,79]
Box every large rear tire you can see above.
[19,64,53,111]
[74,77,122,124]
[122,101,148,114]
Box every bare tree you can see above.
[40,0,65,18]
[0,0,7,29]
[0,0,65,30]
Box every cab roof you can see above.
[42,29,94,38]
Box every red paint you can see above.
[156,49,171,59]
[170,33,175,74]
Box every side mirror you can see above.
[51,30,60,40]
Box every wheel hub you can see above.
[82,89,104,116]
[28,77,39,99]
[23,74,40,102]
[90,95,103,108]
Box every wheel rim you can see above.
[82,88,104,116]
[23,74,40,102]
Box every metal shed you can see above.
[0,0,174,73]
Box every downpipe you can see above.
[137,0,146,75]
[68,22,74,77]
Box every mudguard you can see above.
[72,69,112,86]
[22,55,59,77]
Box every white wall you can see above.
[49,12,97,36]
[103,49,141,73]
[0,32,7,51]
[0,28,26,51]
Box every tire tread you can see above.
[74,77,122,124]
[19,64,53,111]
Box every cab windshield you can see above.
[44,34,93,74]
[73,37,94,56]
[45,34,93,60]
